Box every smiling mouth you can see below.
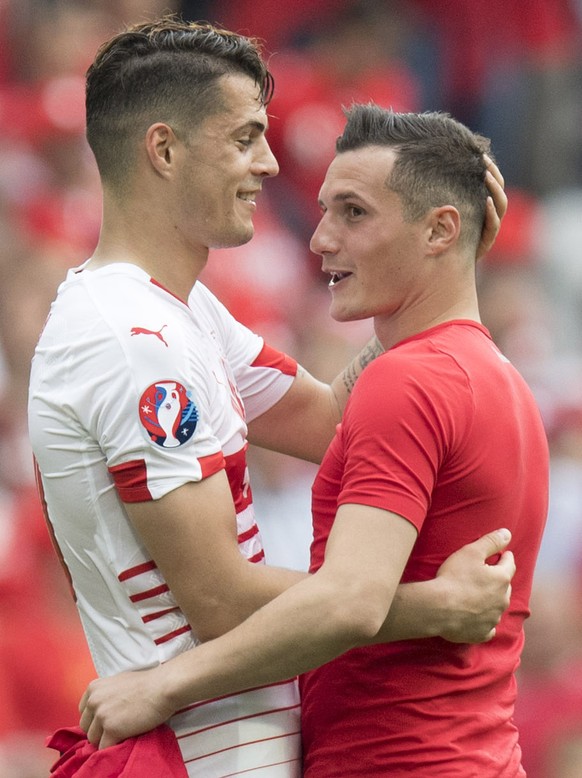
[237,192,257,205]
[329,272,352,287]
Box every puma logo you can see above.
[130,325,169,347]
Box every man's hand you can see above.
[477,155,507,259]
[79,664,175,749]
[436,528,515,643]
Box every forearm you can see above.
[368,579,447,643]
[125,476,310,645]
[162,572,374,712]
[196,564,308,641]
[80,568,378,747]
[162,507,410,709]
[79,507,417,747]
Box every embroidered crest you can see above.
[139,380,198,448]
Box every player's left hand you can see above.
[477,155,507,259]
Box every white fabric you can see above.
[29,263,300,777]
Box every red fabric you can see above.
[47,725,187,777]
[108,459,153,502]
[302,321,549,776]
[251,343,298,377]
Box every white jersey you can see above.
[28,262,301,777]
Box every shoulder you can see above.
[189,281,232,325]
[354,343,451,393]
[346,341,472,430]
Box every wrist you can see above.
[156,660,190,716]
[423,576,454,639]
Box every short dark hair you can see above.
[85,17,274,187]
[337,104,492,250]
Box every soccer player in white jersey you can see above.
[29,17,511,778]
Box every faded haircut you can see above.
[85,16,274,188]
[337,104,492,251]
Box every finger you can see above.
[477,194,503,260]
[485,194,498,217]
[485,172,508,218]
[472,528,512,561]
[79,703,93,734]
[484,195,500,230]
[484,626,496,642]
[79,683,94,713]
[86,716,104,747]
[100,730,123,750]
[468,625,497,645]
[496,550,516,578]
[483,154,505,189]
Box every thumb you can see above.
[472,528,512,561]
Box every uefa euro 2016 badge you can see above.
[139,380,198,448]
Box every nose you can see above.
[253,138,279,178]
[310,214,336,256]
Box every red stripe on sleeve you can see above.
[251,343,298,376]
[109,453,224,504]
[199,451,226,478]
[108,459,152,502]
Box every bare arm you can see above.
[81,505,417,747]
[125,472,307,642]
[371,528,515,644]
[78,517,514,748]
[127,471,513,645]
[247,335,384,463]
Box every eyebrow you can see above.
[234,119,268,135]
[318,190,363,207]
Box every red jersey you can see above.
[301,321,549,777]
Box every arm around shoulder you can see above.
[248,335,384,464]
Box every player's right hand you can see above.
[79,665,175,749]
[435,528,515,644]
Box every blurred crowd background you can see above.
[1,0,582,775]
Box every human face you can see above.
[174,73,279,252]
[310,146,429,330]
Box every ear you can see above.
[144,122,178,178]
[426,205,460,256]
